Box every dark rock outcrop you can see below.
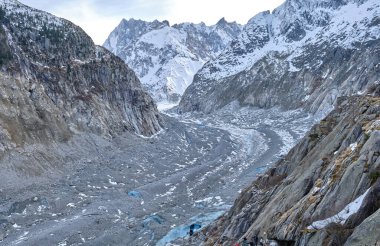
[203,96,380,245]
[0,0,161,152]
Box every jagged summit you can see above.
[179,0,380,114]
[216,17,227,25]
[104,17,243,104]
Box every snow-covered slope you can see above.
[179,0,380,114]
[104,18,242,104]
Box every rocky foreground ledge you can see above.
[202,95,380,246]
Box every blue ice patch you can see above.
[127,190,142,199]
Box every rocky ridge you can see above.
[179,0,380,114]
[104,18,242,103]
[0,0,161,154]
[202,96,380,245]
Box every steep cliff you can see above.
[203,96,380,245]
[179,0,380,114]
[104,18,242,103]
[0,0,161,153]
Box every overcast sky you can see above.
[20,0,285,45]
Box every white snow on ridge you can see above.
[307,188,371,230]
[104,19,242,104]
[138,26,186,49]
[141,52,204,101]
[108,34,118,54]
[199,0,380,81]
[120,25,209,103]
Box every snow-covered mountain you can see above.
[179,0,380,114]
[104,18,242,105]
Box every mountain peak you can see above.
[216,17,227,25]
[104,17,242,104]
[246,10,271,25]
[179,0,380,114]
[119,18,170,29]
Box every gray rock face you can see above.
[345,207,380,246]
[0,0,161,152]
[202,96,380,245]
[104,18,242,103]
[179,0,380,114]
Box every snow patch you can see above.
[349,142,358,152]
[307,188,371,230]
